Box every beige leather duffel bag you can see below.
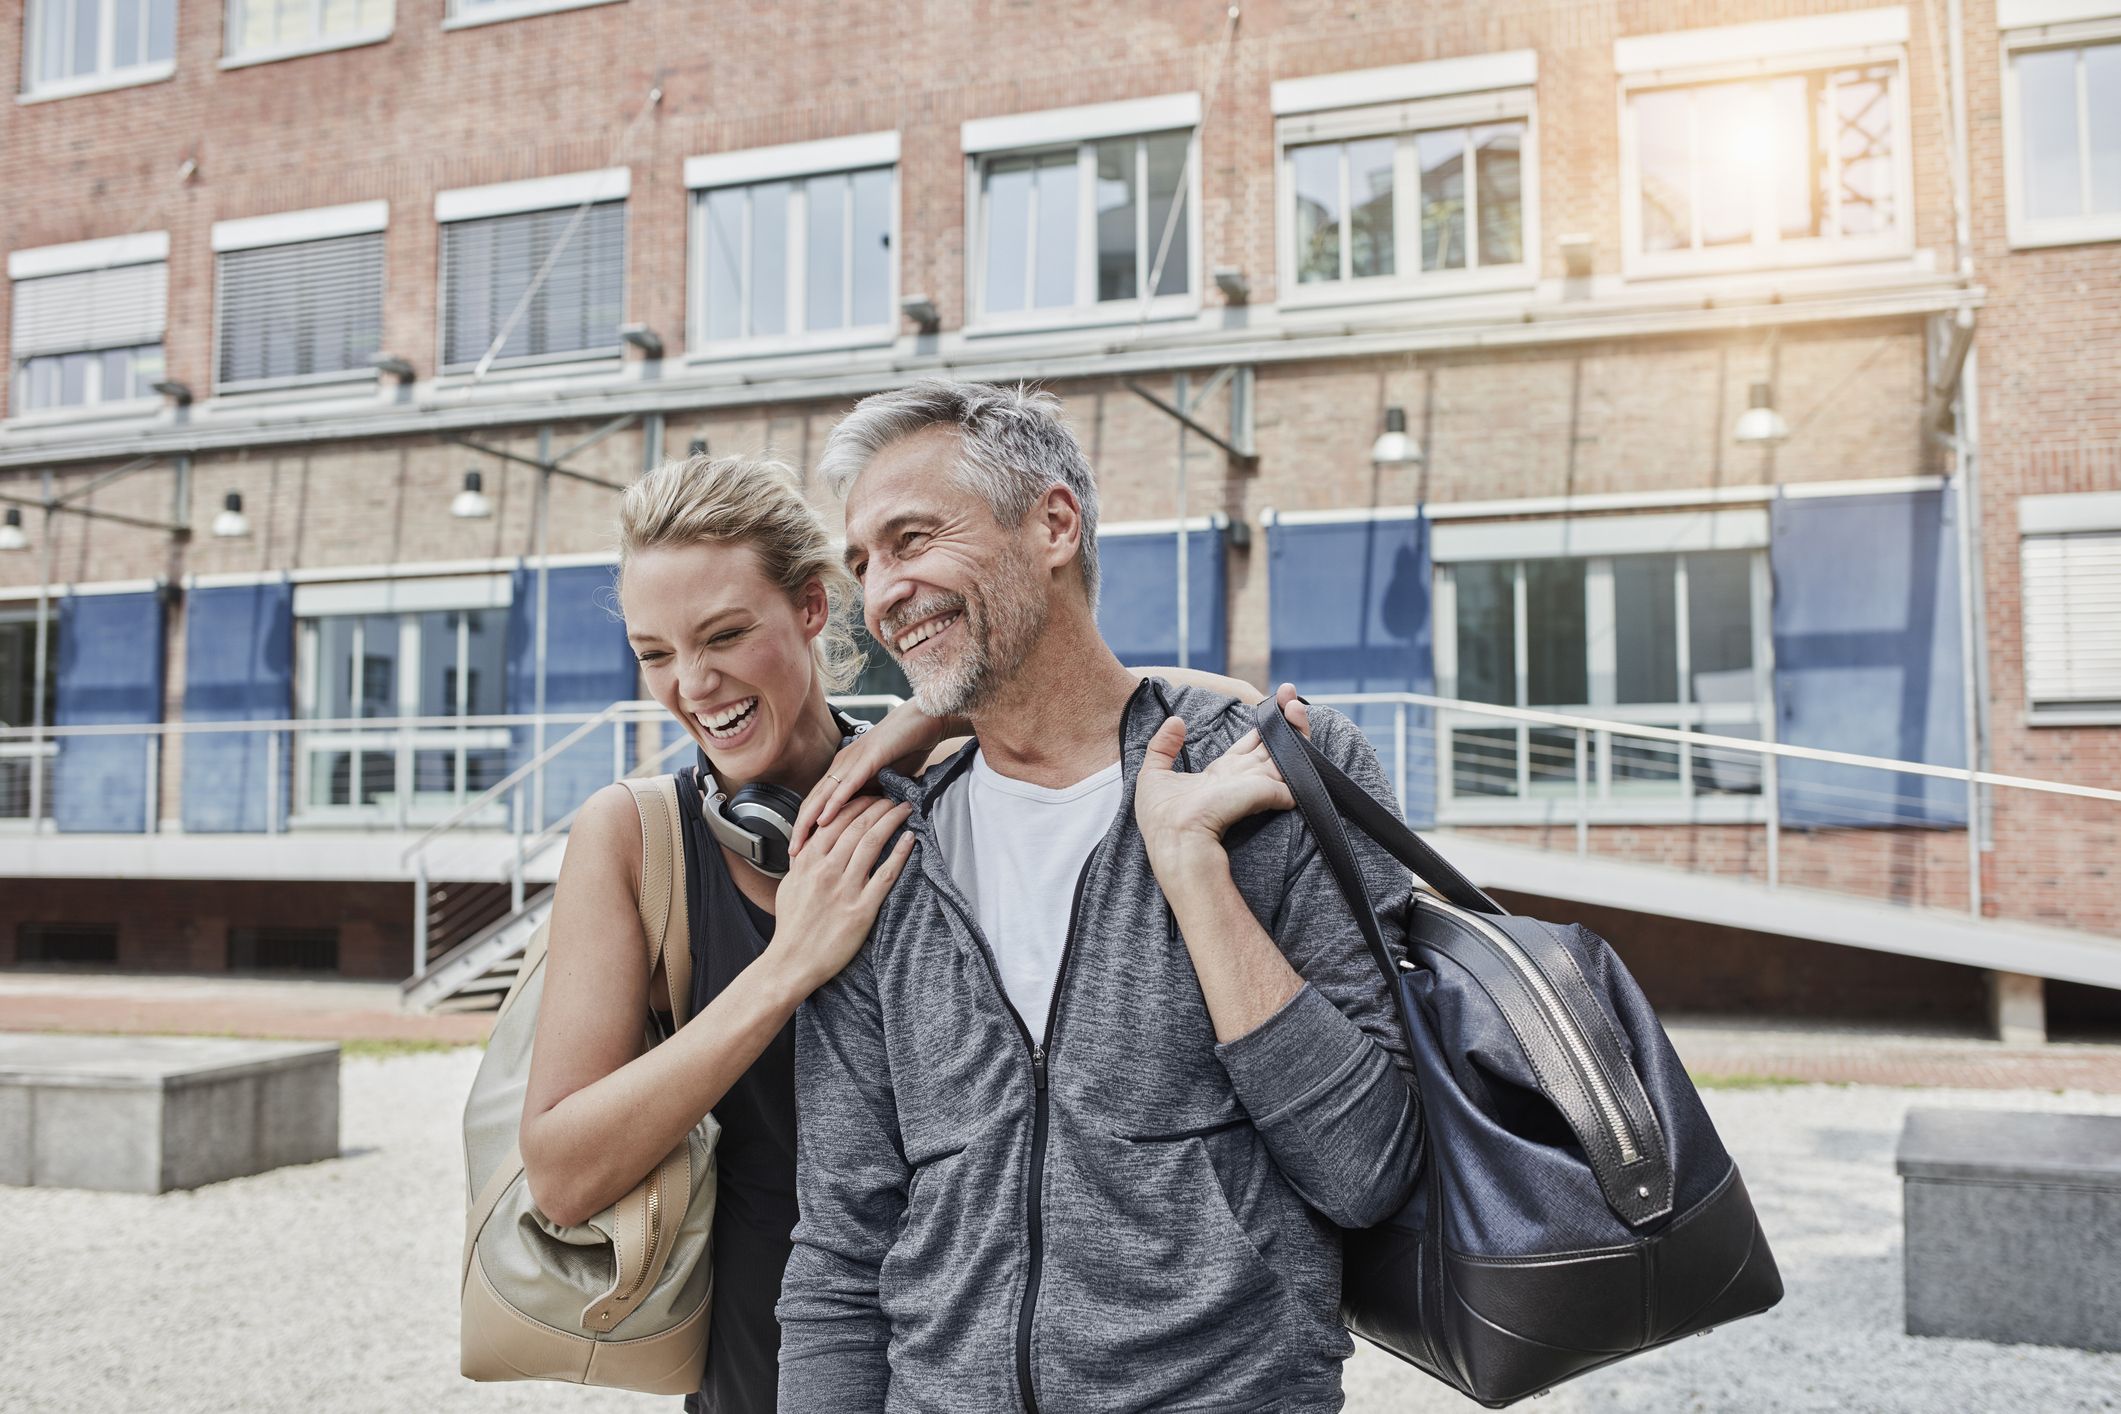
[460,774,719,1394]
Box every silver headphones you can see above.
[695,711,869,879]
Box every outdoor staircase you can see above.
[400,886,553,1014]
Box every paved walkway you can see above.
[1667,1015,2121,1092]
[3,972,2119,1091]
[0,970,493,1045]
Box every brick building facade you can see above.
[1,0,2115,1029]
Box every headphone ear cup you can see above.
[723,781,804,876]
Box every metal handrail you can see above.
[0,710,631,740]
[1313,692,2121,806]
[399,703,642,861]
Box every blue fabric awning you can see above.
[1095,521,1226,675]
[1266,513,1434,824]
[54,589,165,833]
[1770,487,1968,828]
[181,581,293,833]
[507,562,640,826]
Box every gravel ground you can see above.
[4,1050,2119,1414]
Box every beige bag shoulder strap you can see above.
[622,774,693,1026]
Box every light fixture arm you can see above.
[0,487,190,537]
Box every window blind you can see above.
[10,262,167,358]
[440,202,626,369]
[2023,531,2121,705]
[216,233,385,388]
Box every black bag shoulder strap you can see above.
[1254,700,1503,917]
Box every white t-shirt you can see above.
[961,748,1122,1033]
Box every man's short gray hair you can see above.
[819,378,1101,609]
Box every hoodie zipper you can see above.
[918,679,1154,1413]
[928,855,1093,1414]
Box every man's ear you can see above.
[1033,483,1083,574]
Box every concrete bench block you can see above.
[1896,1108,2121,1352]
[0,1033,340,1194]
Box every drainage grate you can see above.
[16,923,119,964]
[228,927,341,973]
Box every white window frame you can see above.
[1274,71,1539,310]
[442,0,621,31]
[684,132,901,361]
[2018,491,2121,724]
[18,0,178,102]
[290,574,513,825]
[1999,9,2121,249]
[6,232,168,425]
[210,200,388,395]
[962,93,1203,333]
[0,604,58,826]
[434,168,630,376]
[219,0,393,68]
[1616,7,1917,279]
[1432,511,1775,825]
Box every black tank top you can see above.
[676,765,796,1414]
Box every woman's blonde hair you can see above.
[617,452,865,693]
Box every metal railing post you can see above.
[1764,753,1781,889]
[511,789,526,913]
[1965,767,1983,917]
[1575,727,1589,857]
[395,722,411,831]
[613,719,626,783]
[265,731,280,834]
[27,729,43,828]
[413,860,430,978]
[1394,705,1408,816]
[142,735,160,834]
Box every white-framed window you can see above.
[7,234,168,419]
[222,0,391,65]
[0,607,58,822]
[212,201,387,392]
[436,169,629,373]
[963,93,1201,328]
[1433,513,1772,820]
[293,576,512,819]
[443,0,621,30]
[1617,7,1915,277]
[2019,492,2121,721]
[21,0,176,99]
[686,132,898,356]
[1273,53,1537,304]
[2001,6,2121,248]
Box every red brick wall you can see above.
[2,0,1967,382]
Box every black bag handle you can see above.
[1254,699,1503,916]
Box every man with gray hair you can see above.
[776,378,1421,1411]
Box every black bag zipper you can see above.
[1412,892,1644,1167]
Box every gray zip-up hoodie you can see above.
[776,679,1422,1413]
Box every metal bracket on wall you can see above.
[0,454,194,537]
[1124,364,1258,471]
[1922,308,1975,438]
[447,411,641,492]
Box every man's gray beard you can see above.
[900,557,1047,719]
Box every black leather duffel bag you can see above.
[1255,700,1784,1408]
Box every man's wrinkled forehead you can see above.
[842,425,964,551]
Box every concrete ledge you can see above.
[0,1033,340,1193]
[1897,1108,2121,1352]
